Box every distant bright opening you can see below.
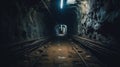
[60,0,64,9]
[55,24,67,36]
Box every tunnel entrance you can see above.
[55,24,67,36]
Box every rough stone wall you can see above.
[76,0,120,43]
[0,0,52,44]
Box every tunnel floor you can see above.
[12,39,105,67]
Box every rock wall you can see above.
[76,0,120,44]
[0,0,53,44]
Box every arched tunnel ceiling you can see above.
[0,0,120,45]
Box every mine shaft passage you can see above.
[15,39,105,67]
[55,24,67,36]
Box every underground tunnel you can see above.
[0,0,120,67]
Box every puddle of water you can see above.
[86,55,91,58]
[58,56,66,59]
[58,49,62,51]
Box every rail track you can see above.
[1,37,51,67]
[1,37,107,67]
[72,35,119,56]
[70,40,105,67]
[71,42,89,67]
[71,36,120,67]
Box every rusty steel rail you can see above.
[72,36,119,56]
[71,42,89,67]
[3,37,51,59]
